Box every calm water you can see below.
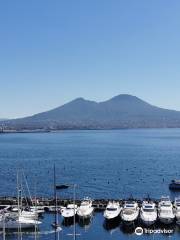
[0,129,180,239]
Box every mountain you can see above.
[2,94,180,130]
[0,118,8,122]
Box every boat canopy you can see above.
[125,204,135,208]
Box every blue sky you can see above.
[0,0,180,118]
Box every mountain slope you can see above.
[3,94,180,130]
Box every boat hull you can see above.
[61,208,77,219]
[121,219,136,226]
[77,209,93,219]
[0,220,41,229]
[169,181,180,191]
[140,214,157,226]
[121,214,138,225]
[176,220,180,226]
[104,214,120,222]
[141,219,156,226]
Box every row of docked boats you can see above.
[103,196,180,226]
[61,197,94,219]
[1,196,180,230]
[60,196,180,226]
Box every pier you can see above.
[0,196,165,211]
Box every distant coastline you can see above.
[1,127,180,134]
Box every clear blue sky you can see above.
[1,0,180,118]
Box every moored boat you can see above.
[104,201,121,221]
[140,201,157,226]
[77,198,94,219]
[61,204,77,219]
[158,196,175,224]
[121,200,139,225]
[169,180,180,191]
[174,197,180,224]
[0,213,41,229]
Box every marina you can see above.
[0,195,180,239]
[0,196,180,222]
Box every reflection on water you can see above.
[1,213,180,240]
[78,216,92,229]
[103,219,120,236]
[103,218,120,231]
[61,215,92,229]
[120,222,136,235]
[62,217,76,227]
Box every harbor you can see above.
[0,195,180,227]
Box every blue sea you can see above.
[0,129,180,239]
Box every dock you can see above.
[0,196,163,211]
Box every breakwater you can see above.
[0,196,168,210]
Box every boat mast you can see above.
[17,171,20,240]
[34,182,37,240]
[54,164,58,226]
[3,211,5,240]
[73,184,76,240]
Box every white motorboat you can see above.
[140,201,157,226]
[158,196,175,224]
[104,201,121,221]
[61,204,77,219]
[77,198,94,219]
[121,201,139,224]
[174,197,180,225]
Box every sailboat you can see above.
[0,172,41,230]
[51,165,62,231]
